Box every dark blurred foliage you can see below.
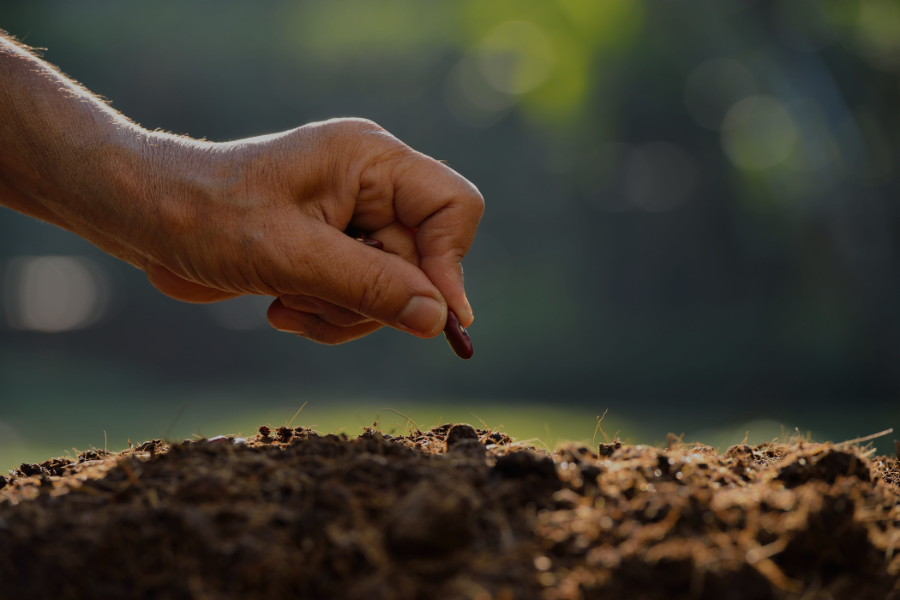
[1,0,897,425]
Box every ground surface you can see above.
[1,423,898,600]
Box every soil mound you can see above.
[1,425,898,599]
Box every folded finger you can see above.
[278,294,372,328]
[268,300,383,345]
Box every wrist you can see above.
[134,133,255,276]
[55,125,164,267]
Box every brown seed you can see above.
[348,229,384,251]
[350,229,472,359]
[444,310,473,360]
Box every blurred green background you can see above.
[1,0,898,472]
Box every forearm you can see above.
[0,34,181,266]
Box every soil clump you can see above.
[1,425,898,599]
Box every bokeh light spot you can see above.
[477,21,555,95]
[854,0,900,71]
[444,56,516,128]
[721,96,799,171]
[3,256,109,332]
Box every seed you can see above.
[350,230,472,359]
[347,229,383,250]
[444,309,473,360]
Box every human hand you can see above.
[142,118,483,344]
[1,40,482,345]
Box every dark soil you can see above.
[1,423,898,600]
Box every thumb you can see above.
[294,223,447,338]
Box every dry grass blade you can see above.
[287,401,308,427]
[470,412,490,431]
[834,428,893,447]
[592,408,610,447]
[381,408,421,434]
[164,400,188,441]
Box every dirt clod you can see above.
[444,423,479,447]
[386,480,480,557]
[275,425,293,443]
[17,463,43,477]
[776,446,871,486]
[597,440,622,456]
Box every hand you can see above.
[143,118,483,344]
[1,38,483,345]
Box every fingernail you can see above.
[399,296,444,335]
[456,306,474,326]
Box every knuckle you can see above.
[324,117,386,139]
[471,189,486,218]
[459,182,486,220]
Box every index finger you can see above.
[390,154,484,326]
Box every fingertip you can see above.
[267,298,308,333]
[456,306,474,327]
[398,295,446,338]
